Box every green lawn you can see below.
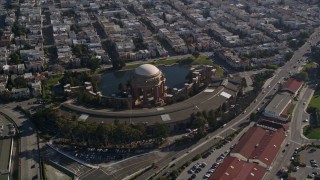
[304,127,320,139]
[122,54,214,70]
[42,75,63,98]
[192,55,213,65]
[303,62,318,71]
[215,67,224,77]
[309,94,320,111]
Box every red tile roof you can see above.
[210,157,266,180]
[282,78,304,94]
[230,126,285,166]
[230,127,266,159]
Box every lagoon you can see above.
[99,64,191,96]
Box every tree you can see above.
[49,64,65,73]
[295,72,309,81]
[191,115,207,129]
[9,51,23,65]
[14,76,28,88]
[249,113,257,122]
[152,123,169,141]
[221,103,227,112]
[0,90,11,102]
[284,51,293,61]
[87,57,100,71]
[118,83,124,92]
[192,51,200,58]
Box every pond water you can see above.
[99,64,191,96]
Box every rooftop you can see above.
[231,125,285,166]
[134,64,160,77]
[210,157,266,180]
[264,93,292,116]
[281,78,304,94]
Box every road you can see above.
[0,105,40,180]
[135,27,320,179]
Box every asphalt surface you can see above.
[0,105,40,180]
[0,116,11,180]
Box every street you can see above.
[0,105,40,180]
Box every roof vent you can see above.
[225,172,229,176]
[265,158,269,161]
[251,173,254,176]
[254,168,257,170]
[255,144,259,148]
[230,166,234,169]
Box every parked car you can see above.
[299,163,306,167]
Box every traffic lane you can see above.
[81,169,112,180]
[0,108,40,180]
[0,136,11,179]
[100,151,165,179]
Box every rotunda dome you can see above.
[134,64,160,77]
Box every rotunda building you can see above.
[130,64,166,106]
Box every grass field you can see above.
[304,127,320,139]
[303,62,318,71]
[215,67,224,77]
[123,54,214,70]
[309,94,320,111]
[42,74,63,99]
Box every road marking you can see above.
[289,140,302,146]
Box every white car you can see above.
[204,173,211,178]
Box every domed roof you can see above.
[134,64,160,77]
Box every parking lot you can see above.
[177,125,249,180]
[291,147,320,179]
[53,144,153,165]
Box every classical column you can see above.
[143,88,148,104]
[154,86,159,104]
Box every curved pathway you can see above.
[61,86,230,120]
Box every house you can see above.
[216,49,249,69]
[31,80,42,97]
[11,88,30,99]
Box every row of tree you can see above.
[32,107,169,148]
